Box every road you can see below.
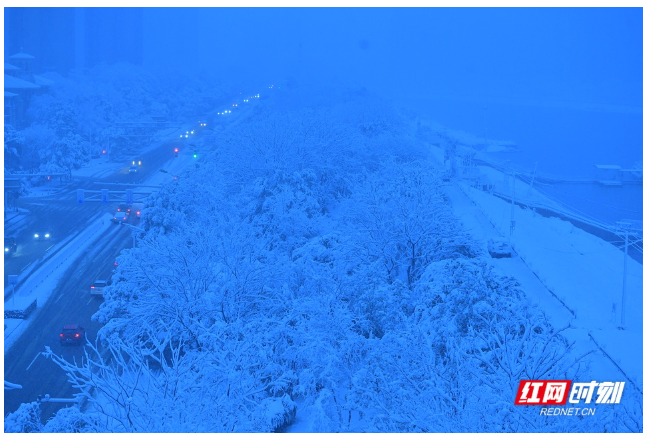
[3,119,211,421]
[4,93,260,422]
[3,225,131,419]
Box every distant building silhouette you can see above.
[4,7,143,74]
[4,53,54,128]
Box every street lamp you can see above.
[614,220,642,330]
[121,223,146,248]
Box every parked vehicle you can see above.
[487,239,512,258]
[59,325,85,345]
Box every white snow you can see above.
[429,143,642,391]
[4,213,114,354]
[6,88,641,432]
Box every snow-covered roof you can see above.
[4,91,18,97]
[594,165,622,170]
[32,74,54,86]
[4,63,19,71]
[4,74,40,89]
[9,52,35,60]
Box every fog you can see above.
[142,8,641,108]
[4,6,643,221]
[4,7,644,433]
[139,7,642,198]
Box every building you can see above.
[4,7,143,74]
[4,53,54,128]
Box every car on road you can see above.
[59,325,85,345]
[487,239,513,258]
[117,203,132,215]
[132,158,142,166]
[129,165,139,173]
[4,237,17,257]
[33,231,51,240]
[91,280,108,296]
[111,211,128,224]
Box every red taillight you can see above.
[75,334,80,337]
[91,286,95,289]
[60,334,63,337]
[102,150,106,154]
[174,148,178,153]
[136,211,140,215]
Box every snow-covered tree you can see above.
[4,401,43,433]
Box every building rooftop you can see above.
[32,74,54,86]
[9,52,36,60]
[4,63,19,71]
[4,74,40,89]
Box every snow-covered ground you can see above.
[3,100,255,357]
[6,96,640,432]
[428,143,643,392]
[4,213,114,354]
[283,142,643,433]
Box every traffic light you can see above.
[193,150,198,159]
[101,189,109,203]
[174,148,179,157]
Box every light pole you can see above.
[121,223,145,248]
[528,162,538,196]
[614,220,642,330]
[510,172,516,237]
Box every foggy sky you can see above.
[142,7,642,110]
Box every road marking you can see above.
[86,298,93,306]
[26,351,42,371]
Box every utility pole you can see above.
[621,227,628,329]
[510,172,516,237]
[528,162,537,196]
[614,220,642,330]
[122,223,145,248]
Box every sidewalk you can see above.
[462,182,642,389]
[429,143,642,391]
